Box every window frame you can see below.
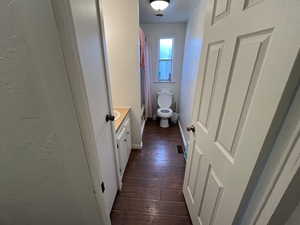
[156,37,175,83]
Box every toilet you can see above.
[157,90,173,128]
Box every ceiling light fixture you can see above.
[150,0,170,11]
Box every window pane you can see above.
[160,39,173,59]
[159,38,173,81]
[159,60,172,81]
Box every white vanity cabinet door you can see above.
[116,115,132,179]
[124,117,132,157]
[116,127,127,177]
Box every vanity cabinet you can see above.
[116,115,132,178]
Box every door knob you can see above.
[187,125,195,133]
[105,114,115,122]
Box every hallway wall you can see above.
[141,23,186,114]
[0,1,104,224]
[179,0,208,150]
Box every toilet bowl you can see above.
[157,90,173,128]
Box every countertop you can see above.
[114,108,130,132]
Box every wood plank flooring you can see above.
[111,120,192,225]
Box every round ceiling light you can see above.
[150,0,170,11]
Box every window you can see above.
[158,38,173,82]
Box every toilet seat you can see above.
[157,108,173,118]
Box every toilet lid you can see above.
[158,94,172,108]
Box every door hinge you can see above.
[101,182,105,193]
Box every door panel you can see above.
[199,41,224,130]
[186,147,224,225]
[216,31,271,157]
[243,0,264,9]
[199,169,223,225]
[212,0,231,24]
[183,0,300,225]
[186,146,203,200]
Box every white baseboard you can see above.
[134,119,147,150]
[132,142,143,149]
[141,118,146,137]
[178,120,188,152]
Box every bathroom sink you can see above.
[113,110,121,120]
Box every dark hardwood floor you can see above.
[111,119,192,225]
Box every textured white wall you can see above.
[141,23,186,114]
[102,0,142,147]
[179,0,208,149]
[0,1,103,224]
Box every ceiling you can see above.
[139,0,198,24]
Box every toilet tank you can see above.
[157,90,173,108]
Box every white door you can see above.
[183,0,300,225]
[54,0,119,213]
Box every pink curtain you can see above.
[140,28,153,118]
[144,38,153,118]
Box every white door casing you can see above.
[183,0,300,225]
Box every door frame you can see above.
[237,60,300,225]
[51,0,121,224]
[249,126,300,225]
